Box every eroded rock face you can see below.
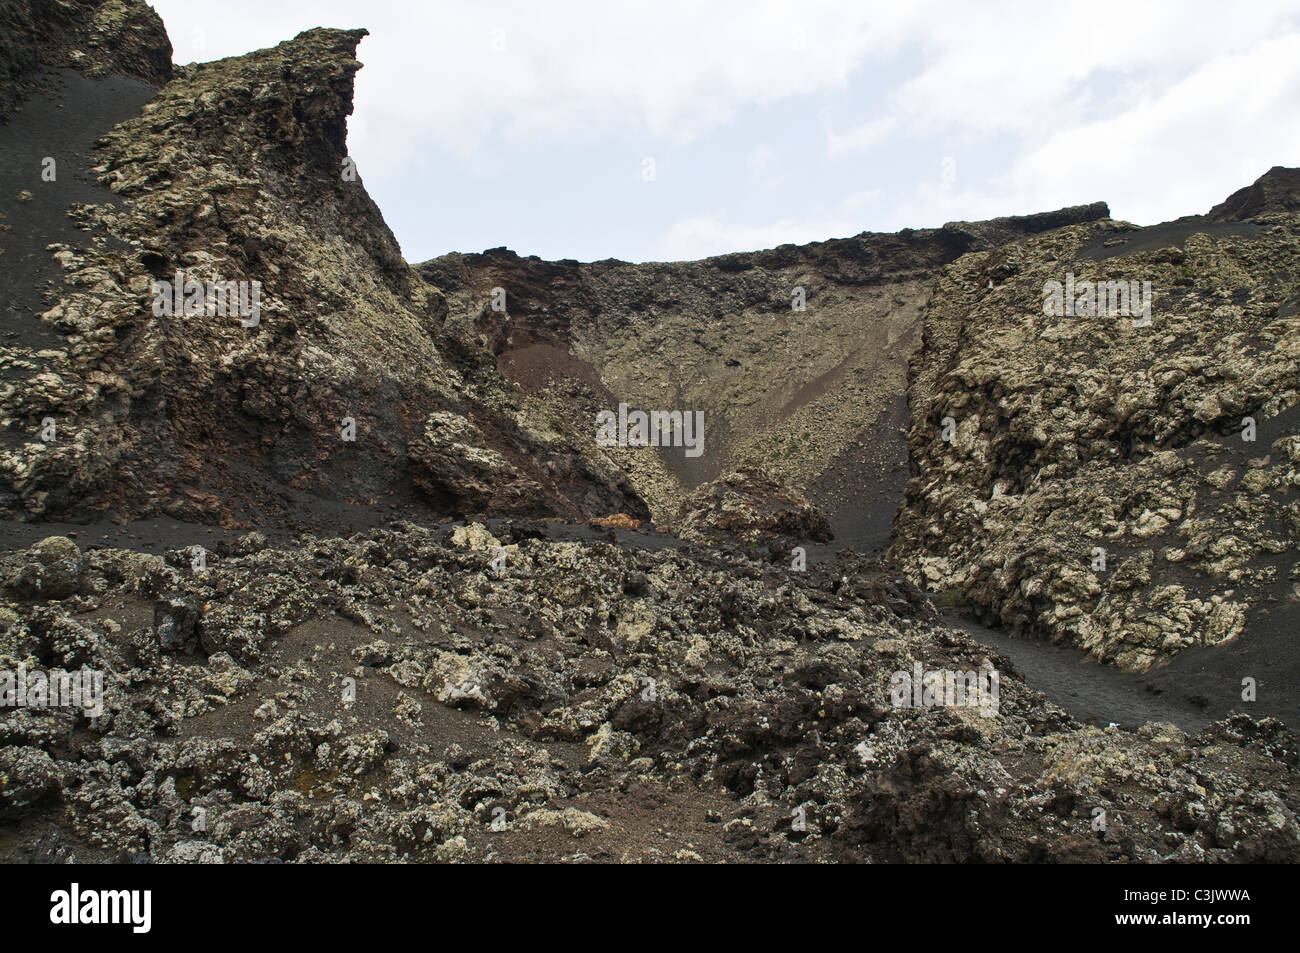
[0,15,645,527]
[1,524,1295,863]
[889,187,1300,672]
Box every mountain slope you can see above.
[419,204,1109,542]
[0,15,645,536]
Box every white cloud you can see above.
[881,31,1300,229]
[1002,32,1300,223]
[826,0,1300,151]
[827,116,898,157]
[746,145,782,190]
[152,1,917,153]
[147,0,1300,260]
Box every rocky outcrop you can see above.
[889,175,1300,672]
[1209,166,1300,222]
[676,466,831,547]
[0,14,644,528]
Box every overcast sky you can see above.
[149,0,1300,264]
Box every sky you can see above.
[149,0,1300,264]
